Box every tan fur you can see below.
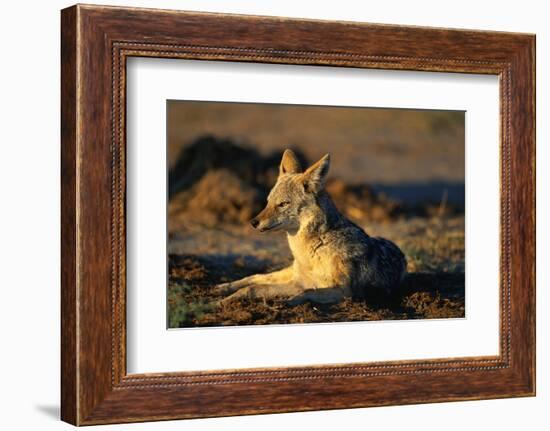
[213,149,407,306]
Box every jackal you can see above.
[213,149,407,306]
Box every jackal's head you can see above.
[250,149,330,233]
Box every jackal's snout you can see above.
[249,202,272,230]
[250,205,281,232]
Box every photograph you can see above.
[45,1,537,427]
[167,101,466,328]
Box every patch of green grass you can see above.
[395,217,465,274]
[168,282,215,328]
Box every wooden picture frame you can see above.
[61,4,535,425]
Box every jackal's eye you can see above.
[277,201,290,208]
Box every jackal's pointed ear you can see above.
[279,149,302,175]
[302,153,330,193]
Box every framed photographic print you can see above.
[61,4,535,425]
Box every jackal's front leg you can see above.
[212,265,294,296]
[218,282,304,305]
[286,286,352,307]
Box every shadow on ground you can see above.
[34,405,59,420]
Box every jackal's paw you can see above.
[211,282,234,296]
[212,298,224,308]
[215,295,238,308]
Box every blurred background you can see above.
[167,100,465,328]
[168,101,464,208]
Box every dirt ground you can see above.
[168,215,465,328]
